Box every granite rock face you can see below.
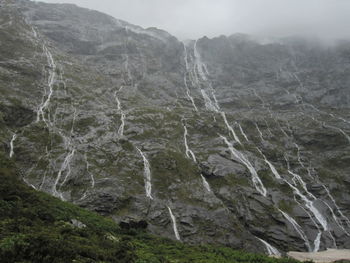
[1,0,350,255]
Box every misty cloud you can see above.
[38,0,350,40]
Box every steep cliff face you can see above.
[1,0,350,255]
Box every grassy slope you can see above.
[0,153,301,263]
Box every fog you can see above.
[39,0,350,40]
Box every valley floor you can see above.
[288,249,350,263]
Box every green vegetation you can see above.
[0,153,301,263]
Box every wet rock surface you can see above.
[0,0,349,255]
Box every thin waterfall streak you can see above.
[201,174,211,192]
[279,209,312,252]
[85,154,95,188]
[256,237,281,256]
[167,206,181,241]
[183,124,197,163]
[52,148,75,200]
[37,44,56,125]
[182,42,198,111]
[221,112,241,145]
[220,135,267,197]
[238,123,249,142]
[9,133,17,158]
[255,123,264,141]
[322,185,350,229]
[257,148,281,180]
[137,148,153,200]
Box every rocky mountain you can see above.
[1,0,350,255]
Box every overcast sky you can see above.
[39,0,350,40]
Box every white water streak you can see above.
[167,206,181,240]
[284,180,329,235]
[221,112,241,145]
[255,123,264,142]
[193,40,220,112]
[115,91,122,111]
[323,123,350,143]
[115,90,125,137]
[183,43,198,111]
[313,232,322,252]
[279,209,312,251]
[36,45,56,125]
[321,187,350,236]
[257,237,281,256]
[238,123,249,142]
[118,113,126,137]
[183,124,197,162]
[9,133,17,158]
[201,174,211,192]
[85,154,95,188]
[257,148,281,179]
[137,148,153,199]
[52,148,75,200]
[294,143,305,168]
[220,135,267,196]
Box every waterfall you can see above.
[183,122,212,192]
[323,122,350,143]
[52,148,75,200]
[36,44,57,125]
[183,123,197,162]
[167,206,181,241]
[221,112,241,145]
[137,148,153,200]
[114,90,126,137]
[85,153,95,188]
[118,112,126,137]
[238,123,249,142]
[279,209,312,251]
[182,42,198,111]
[115,91,122,111]
[192,40,220,112]
[9,133,17,158]
[283,179,337,251]
[257,148,282,180]
[220,135,267,197]
[256,237,281,256]
[201,174,211,192]
[201,89,219,112]
[294,143,305,168]
[255,123,265,142]
[322,185,350,231]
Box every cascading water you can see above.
[118,112,126,137]
[183,123,197,162]
[183,122,212,192]
[201,174,211,192]
[167,206,181,241]
[182,42,198,111]
[238,123,249,142]
[36,44,57,126]
[255,123,265,142]
[137,147,153,200]
[257,148,281,180]
[221,112,241,145]
[192,40,219,112]
[85,153,95,189]
[256,237,281,256]
[9,133,17,158]
[220,135,267,197]
[279,209,312,251]
[52,148,75,200]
